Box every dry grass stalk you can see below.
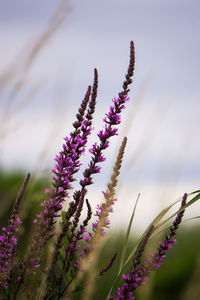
[0,0,71,146]
[78,137,128,300]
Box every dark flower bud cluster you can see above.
[34,72,98,228]
[43,41,135,299]
[0,173,30,298]
[141,193,188,281]
[109,225,154,300]
[110,194,187,300]
[1,40,191,300]
[18,71,99,284]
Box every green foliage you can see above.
[0,171,200,300]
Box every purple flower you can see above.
[141,194,188,284]
[0,174,30,296]
[39,42,135,299]
[80,93,130,194]
[111,194,188,300]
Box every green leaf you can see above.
[118,193,140,275]
[189,189,200,195]
[107,191,200,298]
[156,192,200,230]
[61,210,67,222]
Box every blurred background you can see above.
[0,0,199,231]
[0,1,200,299]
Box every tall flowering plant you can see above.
[0,41,199,300]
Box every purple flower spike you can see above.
[80,93,129,194]
[41,42,135,299]
[0,173,30,295]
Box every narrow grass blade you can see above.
[118,193,140,275]
[189,190,200,195]
[156,191,200,230]
[107,191,200,298]
[125,192,200,267]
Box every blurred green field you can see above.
[0,170,200,300]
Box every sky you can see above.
[0,0,199,231]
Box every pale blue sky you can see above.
[0,0,199,229]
